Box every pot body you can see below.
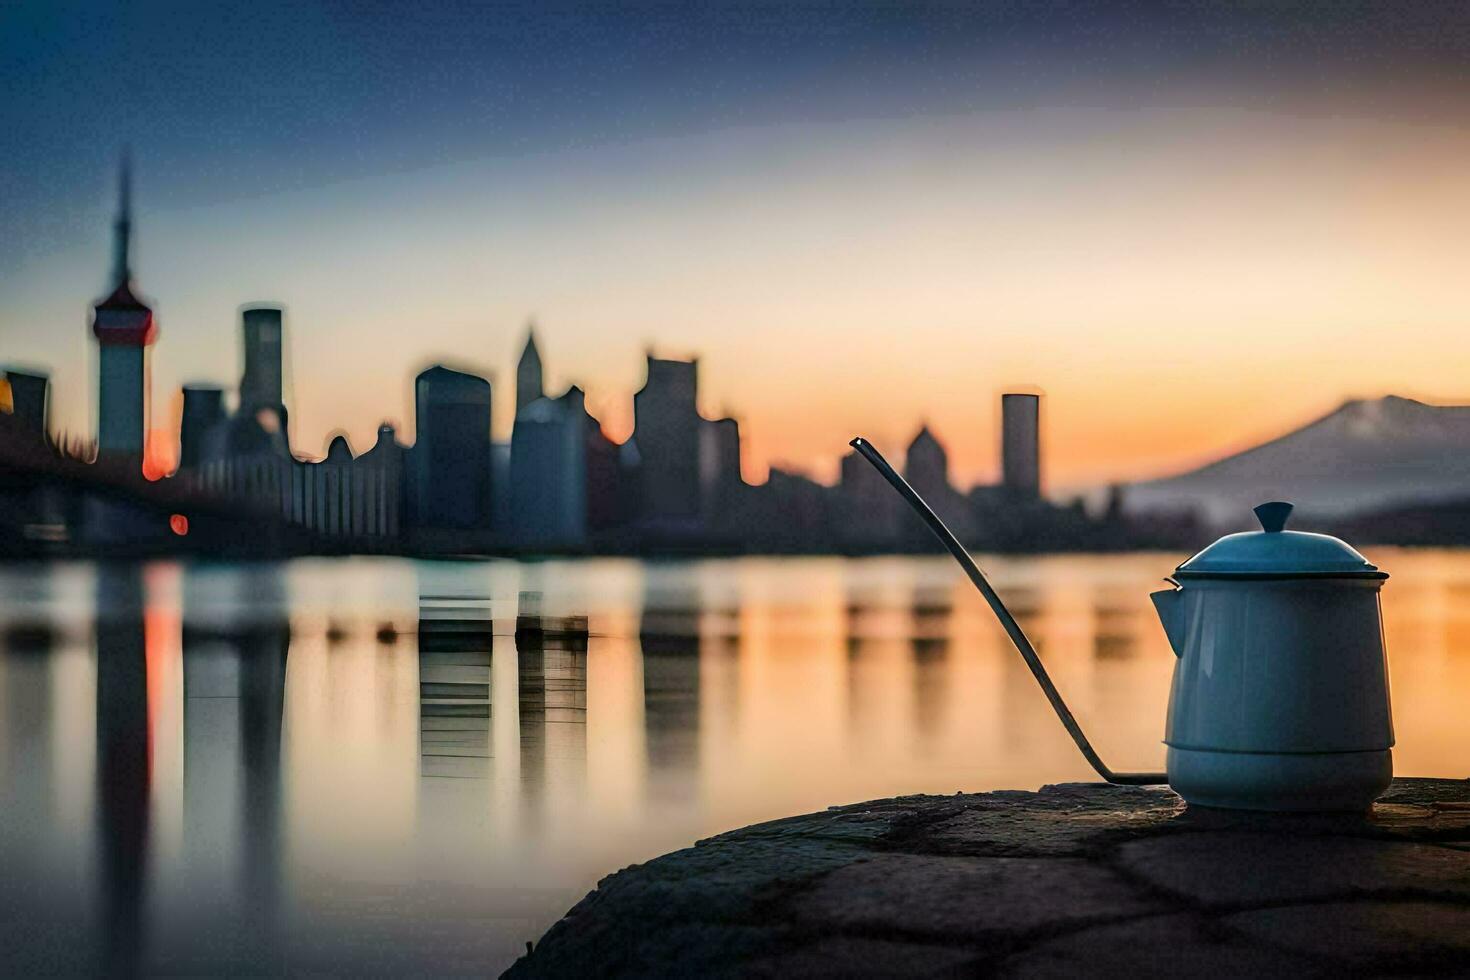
[1163,578,1393,811]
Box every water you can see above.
[1,551,1467,975]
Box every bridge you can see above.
[0,418,321,558]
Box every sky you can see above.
[5,1,1470,491]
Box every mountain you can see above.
[1124,396,1470,524]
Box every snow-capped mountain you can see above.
[1125,396,1470,524]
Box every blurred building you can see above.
[586,424,620,534]
[905,426,947,499]
[173,299,404,540]
[903,425,975,543]
[2,369,48,438]
[91,158,156,462]
[1002,393,1041,500]
[305,435,364,536]
[616,438,643,526]
[511,386,623,549]
[491,441,512,530]
[179,385,226,469]
[837,447,900,550]
[189,425,403,539]
[353,423,406,538]
[699,416,743,526]
[744,466,830,551]
[511,388,590,548]
[176,305,293,473]
[409,365,492,530]
[633,355,701,525]
[239,306,287,431]
[516,326,543,416]
[291,428,403,538]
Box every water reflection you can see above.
[175,565,288,972]
[640,579,701,805]
[0,552,1466,974]
[515,595,590,817]
[417,594,493,781]
[911,582,952,747]
[94,566,149,977]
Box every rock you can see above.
[997,913,1327,979]
[504,778,1470,978]
[1116,832,1470,907]
[518,922,785,979]
[791,853,1160,939]
[1225,900,1470,970]
[548,835,865,927]
[713,801,925,848]
[1376,778,1470,808]
[743,937,979,978]
[925,785,1184,857]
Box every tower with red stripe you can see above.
[91,153,157,461]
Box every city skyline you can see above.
[7,4,1470,491]
[11,158,1470,497]
[6,177,1108,559]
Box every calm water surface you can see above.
[2,551,1467,974]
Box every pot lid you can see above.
[1173,501,1385,579]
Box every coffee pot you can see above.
[850,438,1394,812]
[1150,500,1392,810]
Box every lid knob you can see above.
[1253,500,1294,533]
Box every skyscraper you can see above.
[902,425,975,543]
[633,355,700,523]
[698,415,742,525]
[516,325,543,416]
[409,365,492,530]
[904,425,948,499]
[179,384,226,468]
[91,156,156,462]
[239,306,286,431]
[1002,393,1041,500]
[2,369,48,438]
[510,387,589,548]
[109,150,133,291]
[837,447,900,549]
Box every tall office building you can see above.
[3,369,49,437]
[902,424,975,543]
[1001,393,1041,499]
[516,326,543,416]
[356,423,407,539]
[633,355,700,523]
[837,447,900,549]
[904,425,948,499]
[699,416,742,524]
[179,384,226,468]
[92,156,157,461]
[239,306,286,430]
[510,387,589,548]
[410,365,492,529]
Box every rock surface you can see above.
[504,778,1470,977]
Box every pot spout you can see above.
[1150,586,1186,658]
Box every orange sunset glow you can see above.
[9,12,1470,496]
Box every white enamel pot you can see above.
[1151,501,1393,811]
